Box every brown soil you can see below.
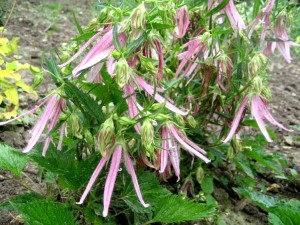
[0,1,299,224]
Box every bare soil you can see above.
[0,1,299,224]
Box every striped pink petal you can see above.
[23,95,58,153]
[251,96,272,142]
[103,145,122,217]
[77,151,109,205]
[223,96,249,143]
[174,6,190,39]
[125,152,150,208]
[169,124,210,163]
[159,126,169,173]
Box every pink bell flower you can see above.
[77,145,149,217]
[223,95,291,143]
[174,6,190,39]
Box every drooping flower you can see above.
[176,32,211,78]
[223,95,291,143]
[77,145,149,217]
[269,14,300,63]
[248,0,275,42]
[174,6,190,39]
[0,94,65,155]
[159,124,210,180]
[59,27,126,78]
[223,0,246,31]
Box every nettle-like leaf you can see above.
[29,144,99,190]
[64,81,105,123]
[234,188,280,211]
[0,144,27,176]
[149,195,215,224]
[10,198,76,225]
[268,200,300,225]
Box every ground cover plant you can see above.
[0,0,300,224]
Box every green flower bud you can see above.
[252,76,263,95]
[227,146,234,160]
[84,129,94,146]
[130,2,147,30]
[98,117,115,155]
[187,115,197,128]
[196,166,205,184]
[175,114,185,127]
[69,113,82,139]
[248,52,268,77]
[150,102,166,111]
[141,118,154,150]
[115,57,131,88]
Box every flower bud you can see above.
[98,117,115,155]
[252,76,263,95]
[115,58,131,88]
[130,2,147,30]
[187,115,197,128]
[227,146,234,160]
[175,114,185,127]
[248,53,267,77]
[84,129,94,146]
[196,166,205,184]
[141,118,154,150]
[150,102,166,111]
[69,113,82,139]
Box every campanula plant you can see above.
[0,0,299,224]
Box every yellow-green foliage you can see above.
[0,35,39,119]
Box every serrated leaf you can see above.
[268,200,300,225]
[10,199,76,225]
[64,82,105,123]
[0,144,27,176]
[200,176,214,194]
[149,195,215,223]
[29,144,99,189]
[234,153,255,178]
[113,23,121,51]
[233,188,280,211]
[44,52,62,86]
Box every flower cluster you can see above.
[1,0,298,218]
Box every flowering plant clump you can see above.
[0,0,299,224]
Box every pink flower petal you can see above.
[223,96,249,143]
[103,145,122,217]
[125,152,150,208]
[251,96,273,142]
[77,151,109,205]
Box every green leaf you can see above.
[149,195,215,223]
[10,199,76,225]
[64,82,105,123]
[233,188,280,211]
[206,0,230,18]
[0,144,27,176]
[122,171,171,213]
[29,144,99,190]
[72,11,83,35]
[125,32,147,58]
[269,203,300,225]
[200,176,214,194]
[146,23,175,30]
[71,31,97,42]
[253,0,261,19]
[44,52,62,86]
[113,23,121,51]
[233,153,255,178]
